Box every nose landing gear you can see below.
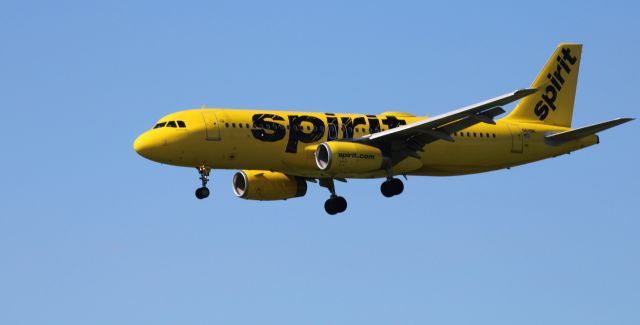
[195,166,211,199]
[195,187,209,199]
[319,178,347,215]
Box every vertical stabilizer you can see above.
[505,44,582,127]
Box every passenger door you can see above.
[201,110,221,141]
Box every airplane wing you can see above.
[347,88,537,163]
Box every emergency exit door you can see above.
[201,111,221,141]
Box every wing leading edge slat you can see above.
[364,88,536,143]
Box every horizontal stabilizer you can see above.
[545,118,633,146]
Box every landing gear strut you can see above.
[380,178,404,197]
[319,178,347,215]
[195,166,211,199]
[380,161,405,198]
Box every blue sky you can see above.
[1,0,638,324]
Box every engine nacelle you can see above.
[232,170,307,201]
[315,142,383,173]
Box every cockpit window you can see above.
[153,120,185,129]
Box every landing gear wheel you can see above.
[319,179,348,215]
[390,178,404,195]
[195,187,210,199]
[325,198,339,215]
[335,196,347,213]
[381,181,395,197]
[381,178,404,197]
[324,195,348,215]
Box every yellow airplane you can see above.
[134,44,632,214]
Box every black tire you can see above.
[335,196,347,212]
[324,198,338,215]
[195,187,210,199]
[390,178,404,195]
[380,181,394,197]
[200,187,210,198]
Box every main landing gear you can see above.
[195,166,211,199]
[380,177,404,197]
[319,178,347,215]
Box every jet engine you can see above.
[232,170,307,201]
[315,142,383,174]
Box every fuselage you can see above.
[132,44,631,215]
[133,108,598,178]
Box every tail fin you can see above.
[505,43,582,127]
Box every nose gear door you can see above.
[201,110,221,141]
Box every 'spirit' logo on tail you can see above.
[534,48,578,121]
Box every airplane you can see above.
[134,43,632,215]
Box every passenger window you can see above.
[246,123,250,128]
[239,123,243,128]
[480,133,483,138]
[473,132,477,137]
[225,123,229,127]
[486,133,489,138]
[177,121,186,128]
[493,133,496,138]
[232,123,236,128]
[166,121,177,128]
[466,132,470,137]
[154,122,166,129]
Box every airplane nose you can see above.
[134,132,154,158]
